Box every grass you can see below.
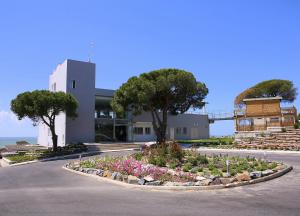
[5,143,88,163]
[178,137,234,146]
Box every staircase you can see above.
[236,129,300,150]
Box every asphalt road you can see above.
[0,150,300,216]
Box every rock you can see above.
[182,182,195,186]
[167,169,176,176]
[194,181,202,186]
[164,182,175,186]
[111,172,123,181]
[210,178,222,185]
[115,173,123,181]
[138,178,146,185]
[145,180,162,186]
[219,177,232,185]
[103,170,112,178]
[201,179,212,186]
[236,172,251,182]
[86,168,99,175]
[262,169,274,177]
[144,175,154,182]
[196,176,206,181]
[122,175,128,183]
[250,171,262,179]
[274,165,285,171]
[96,169,104,177]
[209,175,216,180]
[127,175,139,184]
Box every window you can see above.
[270,117,279,123]
[72,80,76,89]
[134,127,143,135]
[145,127,151,135]
[176,128,182,135]
[176,127,187,135]
[52,83,56,92]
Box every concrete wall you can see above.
[38,61,68,147]
[38,59,95,147]
[65,60,96,144]
[132,112,209,141]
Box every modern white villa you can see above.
[38,59,210,147]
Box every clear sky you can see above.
[0,0,299,137]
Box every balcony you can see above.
[95,117,131,126]
[281,107,297,115]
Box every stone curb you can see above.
[5,148,139,167]
[197,148,300,155]
[62,165,293,192]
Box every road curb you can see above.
[6,148,139,167]
[62,164,293,192]
[197,148,300,155]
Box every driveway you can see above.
[0,150,300,216]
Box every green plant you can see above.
[187,156,198,166]
[196,155,209,165]
[211,168,223,177]
[11,90,78,152]
[111,68,208,144]
[155,156,166,167]
[168,142,183,161]
[168,160,178,169]
[294,122,299,129]
[133,152,143,161]
[182,162,193,172]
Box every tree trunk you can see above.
[50,127,58,152]
[151,109,168,144]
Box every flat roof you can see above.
[243,96,282,102]
[95,88,115,97]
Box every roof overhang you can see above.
[243,97,282,102]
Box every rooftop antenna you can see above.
[88,42,95,62]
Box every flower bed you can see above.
[66,143,287,187]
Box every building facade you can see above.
[234,97,297,133]
[38,59,209,147]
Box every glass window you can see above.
[72,80,76,89]
[145,127,151,135]
[176,128,181,135]
[270,117,279,123]
[183,127,187,135]
[134,127,143,135]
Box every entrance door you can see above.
[170,128,175,140]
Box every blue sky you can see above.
[0,0,299,137]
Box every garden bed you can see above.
[66,143,289,187]
[4,143,88,163]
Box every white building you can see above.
[38,59,210,147]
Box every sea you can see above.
[0,137,37,148]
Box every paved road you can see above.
[0,150,300,216]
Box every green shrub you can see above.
[168,161,178,169]
[268,162,278,170]
[294,122,299,129]
[196,155,209,165]
[155,156,166,167]
[211,168,223,177]
[187,156,198,166]
[182,162,193,172]
[208,163,216,171]
[133,152,143,161]
[190,166,203,173]
[148,156,157,165]
[168,142,183,161]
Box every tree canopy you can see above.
[11,90,78,151]
[111,68,208,143]
[235,79,297,106]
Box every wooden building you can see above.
[235,97,297,132]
